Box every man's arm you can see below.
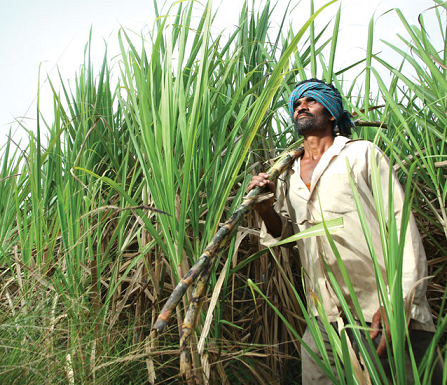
[368,144,430,355]
[247,173,282,237]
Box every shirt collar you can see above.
[292,136,350,173]
[291,136,352,196]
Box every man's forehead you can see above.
[296,96,315,102]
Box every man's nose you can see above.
[299,100,309,110]
[298,104,309,113]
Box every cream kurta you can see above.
[260,136,434,331]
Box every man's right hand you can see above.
[247,173,276,214]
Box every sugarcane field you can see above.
[0,0,446,384]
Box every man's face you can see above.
[293,96,335,136]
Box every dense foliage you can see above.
[0,0,446,383]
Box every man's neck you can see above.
[302,133,335,161]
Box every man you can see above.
[247,79,441,383]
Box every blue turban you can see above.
[288,81,355,135]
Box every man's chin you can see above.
[295,124,314,136]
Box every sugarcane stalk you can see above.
[153,146,304,334]
[179,255,215,377]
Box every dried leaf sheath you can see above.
[153,147,303,333]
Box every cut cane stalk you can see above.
[180,256,215,377]
[153,146,304,335]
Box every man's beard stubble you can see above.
[294,112,333,137]
[294,114,318,136]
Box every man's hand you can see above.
[369,306,391,357]
[247,173,276,215]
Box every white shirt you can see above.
[260,136,434,330]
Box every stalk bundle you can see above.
[153,147,303,377]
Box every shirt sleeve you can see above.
[370,144,432,326]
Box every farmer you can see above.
[247,79,442,383]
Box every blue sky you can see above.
[0,0,440,149]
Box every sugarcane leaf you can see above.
[273,217,344,246]
[230,218,343,275]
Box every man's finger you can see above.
[376,332,387,357]
[369,313,381,339]
[370,328,380,340]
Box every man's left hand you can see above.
[369,306,391,357]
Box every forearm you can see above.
[247,172,286,239]
[258,207,283,238]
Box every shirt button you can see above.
[309,199,312,203]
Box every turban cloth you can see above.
[288,81,355,135]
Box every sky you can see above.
[0,0,442,149]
